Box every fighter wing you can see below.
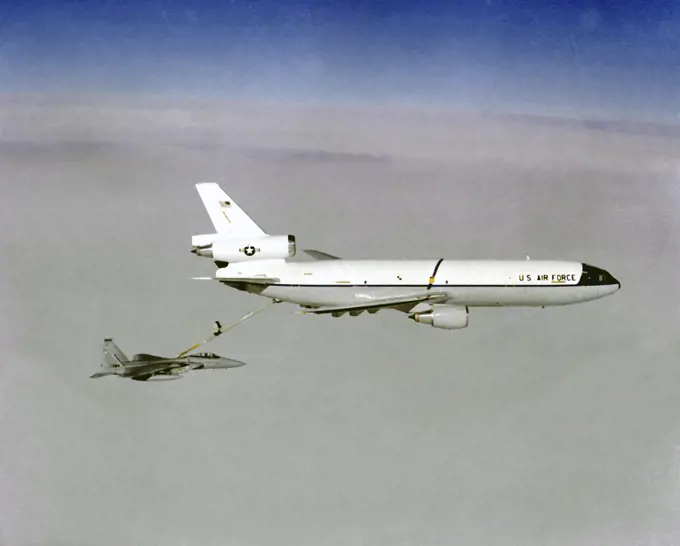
[299,292,449,316]
[127,360,184,378]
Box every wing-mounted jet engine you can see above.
[408,303,470,330]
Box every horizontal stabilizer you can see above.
[90,371,116,379]
[302,249,341,261]
[192,276,280,285]
[299,292,448,315]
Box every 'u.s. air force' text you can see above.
[518,274,577,283]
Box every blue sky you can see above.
[1,0,679,121]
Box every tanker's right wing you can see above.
[191,275,280,285]
[299,292,449,316]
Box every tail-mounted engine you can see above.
[191,234,296,263]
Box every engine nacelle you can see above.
[408,304,469,330]
[131,374,183,382]
[192,234,296,263]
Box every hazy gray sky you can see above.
[1,99,680,545]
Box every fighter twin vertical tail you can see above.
[103,339,128,367]
[90,339,129,378]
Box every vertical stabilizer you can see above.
[91,338,128,378]
[195,183,267,238]
[103,338,128,368]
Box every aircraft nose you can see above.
[605,273,620,292]
[582,263,620,289]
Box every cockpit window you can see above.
[599,274,603,282]
[193,352,218,358]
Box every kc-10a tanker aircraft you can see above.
[190,183,620,330]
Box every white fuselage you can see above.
[216,259,620,309]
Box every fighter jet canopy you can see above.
[191,352,221,359]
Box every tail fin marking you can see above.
[195,183,266,238]
[103,339,128,368]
